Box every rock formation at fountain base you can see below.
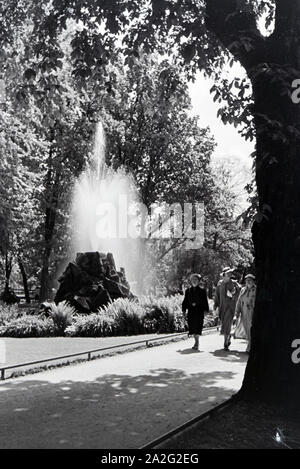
[55,252,133,313]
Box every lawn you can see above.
[0,332,188,378]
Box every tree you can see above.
[101,54,215,204]
[102,53,217,292]
[4,19,111,300]
[0,72,44,302]
[149,160,253,297]
[204,0,300,403]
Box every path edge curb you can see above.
[140,396,237,449]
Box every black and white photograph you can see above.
[0,0,299,456]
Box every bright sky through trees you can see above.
[189,69,254,210]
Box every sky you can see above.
[188,69,255,210]
[187,11,268,165]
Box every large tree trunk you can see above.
[206,0,300,402]
[18,258,31,304]
[39,135,61,301]
[39,201,59,301]
[241,70,300,402]
[40,244,52,301]
[4,252,12,290]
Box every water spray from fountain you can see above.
[71,122,141,294]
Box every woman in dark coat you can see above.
[182,273,209,350]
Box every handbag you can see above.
[232,317,247,339]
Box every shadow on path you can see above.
[212,349,249,363]
[0,368,239,449]
[176,348,203,355]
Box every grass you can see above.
[1,333,190,380]
[0,332,190,376]
[1,326,218,380]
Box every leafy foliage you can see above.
[0,316,54,337]
[47,300,76,336]
[139,294,186,332]
[65,313,115,338]
[0,301,22,325]
[0,295,217,337]
[0,1,254,302]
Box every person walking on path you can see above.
[182,273,209,351]
[214,267,240,351]
[234,273,256,352]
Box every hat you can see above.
[190,273,202,281]
[222,267,234,274]
[245,273,255,280]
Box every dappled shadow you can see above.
[212,349,249,363]
[176,348,203,354]
[0,367,240,449]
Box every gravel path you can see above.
[0,332,248,449]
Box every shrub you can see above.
[99,297,144,318]
[0,316,54,337]
[66,313,115,337]
[203,310,219,327]
[69,295,187,337]
[114,311,144,335]
[47,301,76,336]
[99,298,145,336]
[0,294,215,338]
[0,302,23,326]
[140,294,186,333]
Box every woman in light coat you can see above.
[234,274,256,352]
[214,267,240,350]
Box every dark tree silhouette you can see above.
[206,0,300,402]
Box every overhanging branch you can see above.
[270,0,300,64]
[274,0,300,37]
[205,0,267,70]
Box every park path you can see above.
[0,332,248,449]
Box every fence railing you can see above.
[1,288,38,303]
[0,326,218,381]
[0,331,190,381]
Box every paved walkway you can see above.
[0,332,248,448]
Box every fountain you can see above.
[55,122,139,312]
